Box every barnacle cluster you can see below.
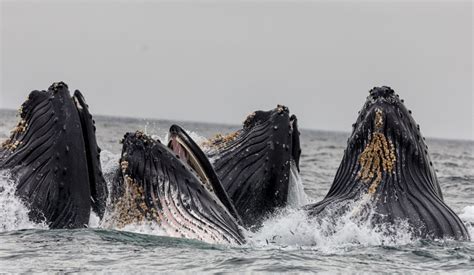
[357,109,396,194]
[1,139,21,151]
[111,173,159,228]
[120,160,129,174]
[1,119,27,151]
[243,112,256,128]
[276,104,286,114]
[201,131,240,149]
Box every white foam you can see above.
[100,215,167,237]
[287,161,309,207]
[185,130,208,146]
[0,171,46,232]
[153,133,166,143]
[248,196,415,252]
[119,221,167,236]
[459,205,474,222]
[100,149,121,175]
[99,149,121,211]
[88,211,101,228]
[459,205,474,238]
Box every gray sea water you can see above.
[0,109,473,273]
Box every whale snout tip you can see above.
[49,81,69,92]
[276,104,289,114]
[369,86,395,100]
[169,124,184,135]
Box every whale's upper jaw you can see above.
[242,105,302,171]
[238,105,302,171]
[205,105,301,228]
[0,82,107,228]
[349,87,426,155]
[346,86,441,195]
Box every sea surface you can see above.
[0,109,473,273]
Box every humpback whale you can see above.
[305,87,470,240]
[109,131,245,245]
[0,82,107,228]
[204,105,301,228]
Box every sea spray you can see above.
[287,160,309,207]
[0,171,46,232]
[460,205,474,237]
[248,196,415,252]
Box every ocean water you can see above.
[0,109,473,273]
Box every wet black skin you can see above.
[305,87,470,240]
[0,82,107,228]
[207,105,301,229]
[111,132,245,245]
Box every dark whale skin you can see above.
[206,105,301,229]
[0,82,106,228]
[305,87,470,241]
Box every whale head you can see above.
[205,105,301,229]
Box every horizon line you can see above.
[1,107,472,142]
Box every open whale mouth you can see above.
[167,125,243,225]
[168,126,214,191]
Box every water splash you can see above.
[185,130,208,145]
[459,205,474,237]
[99,149,121,212]
[287,160,309,207]
[118,221,168,236]
[100,149,121,176]
[248,196,415,252]
[0,171,46,232]
[100,216,167,237]
[88,211,101,228]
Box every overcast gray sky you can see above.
[1,0,472,140]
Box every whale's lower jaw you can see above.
[109,132,245,245]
